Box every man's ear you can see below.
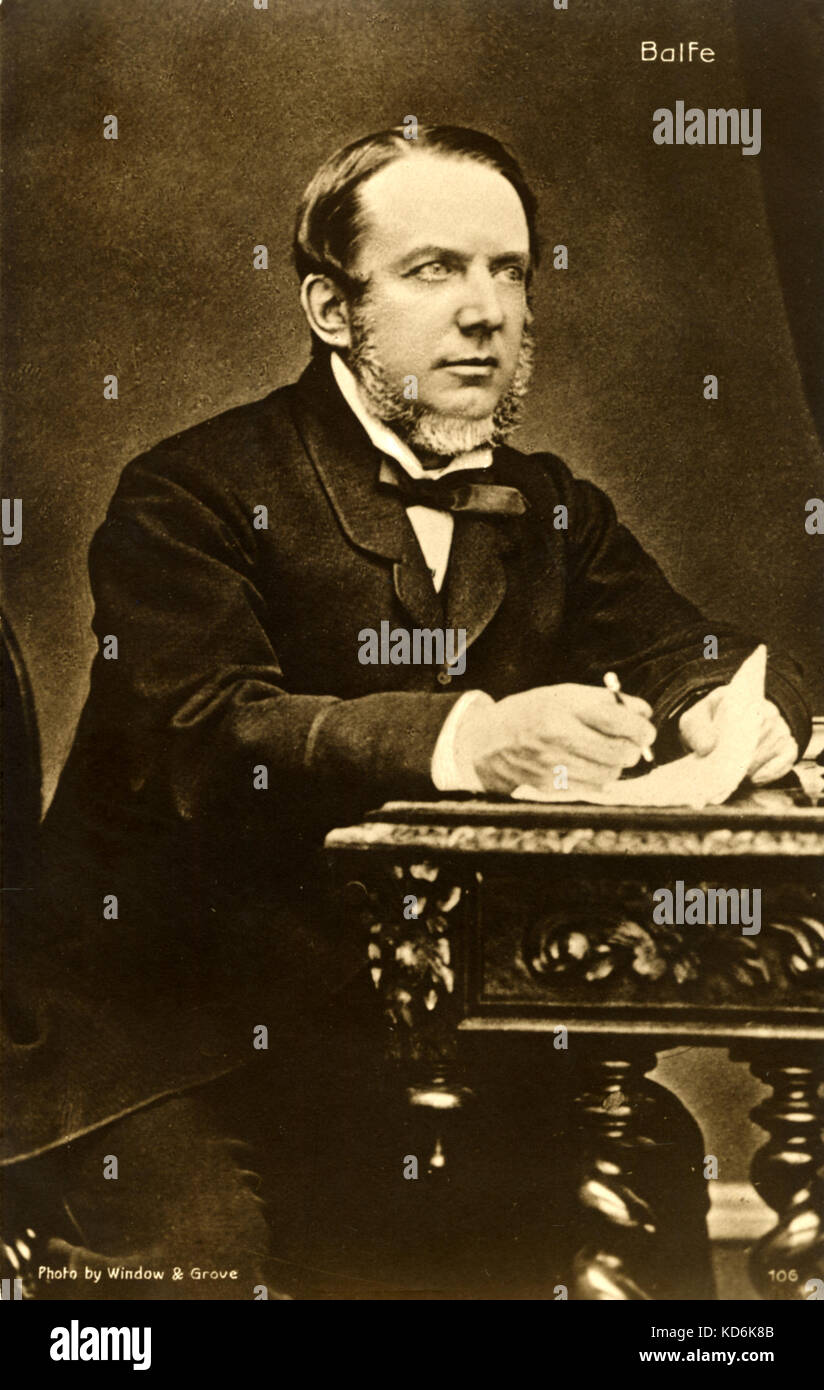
[300,275,353,349]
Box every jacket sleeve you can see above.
[87,454,461,834]
[554,468,812,758]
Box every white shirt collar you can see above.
[330,351,493,480]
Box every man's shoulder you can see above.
[494,439,580,499]
[494,441,622,539]
[120,378,304,487]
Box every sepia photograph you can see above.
[1,0,823,1346]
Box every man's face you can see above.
[345,152,533,455]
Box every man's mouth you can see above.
[439,356,499,378]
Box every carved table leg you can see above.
[571,1047,714,1300]
[734,1048,824,1301]
[350,859,473,1166]
[342,859,477,1291]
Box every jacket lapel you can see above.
[393,550,445,631]
[289,357,444,630]
[444,513,511,653]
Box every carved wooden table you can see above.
[325,787,824,1300]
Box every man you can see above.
[2,126,809,1299]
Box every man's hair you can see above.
[293,124,541,311]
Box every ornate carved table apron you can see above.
[325,789,824,1300]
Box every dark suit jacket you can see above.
[2,354,811,1163]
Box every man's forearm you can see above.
[304,688,465,808]
[646,649,811,762]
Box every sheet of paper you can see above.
[512,645,766,809]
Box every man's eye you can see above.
[497,264,526,283]
[411,262,451,281]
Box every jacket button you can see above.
[437,668,452,686]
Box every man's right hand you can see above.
[453,684,657,795]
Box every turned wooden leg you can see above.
[740,1049,824,1301]
[405,1070,474,1179]
[571,1050,659,1300]
[570,1047,713,1301]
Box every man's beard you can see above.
[346,301,535,459]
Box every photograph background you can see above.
[3,0,823,1226]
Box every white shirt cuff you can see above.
[431,690,493,792]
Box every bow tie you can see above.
[377,456,528,517]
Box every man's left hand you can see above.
[678,692,798,784]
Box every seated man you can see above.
[1,125,809,1299]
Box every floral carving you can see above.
[518,886,824,1004]
[526,911,771,991]
[341,860,469,1059]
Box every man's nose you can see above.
[455,267,504,333]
